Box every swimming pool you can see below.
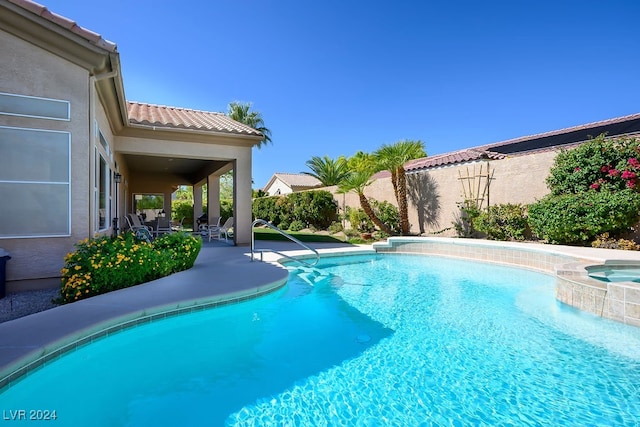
[2,253,640,425]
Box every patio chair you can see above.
[207,216,222,242]
[125,213,153,242]
[156,216,173,236]
[210,217,233,241]
[172,217,185,232]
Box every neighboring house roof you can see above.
[406,112,640,173]
[264,173,322,191]
[127,102,264,137]
[6,0,117,52]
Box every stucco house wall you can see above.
[265,177,294,196]
[0,28,92,286]
[405,150,557,235]
[0,0,263,291]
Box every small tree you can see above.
[303,155,351,186]
[374,140,426,235]
[339,152,393,235]
[529,135,640,245]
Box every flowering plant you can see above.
[546,134,640,194]
[60,232,202,303]
[530,134,640,246]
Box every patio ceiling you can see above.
[122,154,231,185]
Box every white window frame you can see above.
[94,129,116,233]
[0,92,70,121]
[0,126,71,238]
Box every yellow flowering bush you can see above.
[60,232,202,303]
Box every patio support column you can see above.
[234,151,252,245]
[207,174,221,222]
[193,183,203,230]
[163,191,172,219]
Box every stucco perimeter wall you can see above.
[374,237,640,327]
[0,31,91,288]
[324,150,559,236]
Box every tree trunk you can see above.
[359,192,393,235]
[397,168,410,235]
[390,170,399,200]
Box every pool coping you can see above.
[0,240,369,391]
[2,237,639,390]
[373,237,640,326]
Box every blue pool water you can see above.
[2,254,640,425]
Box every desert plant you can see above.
[475,203,529,241]
[591,233,640,251]
[453,199,482,238]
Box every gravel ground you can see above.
[0,288,60,323]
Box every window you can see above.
[94,130,117,233]
[133,194,164,222]
[0,126,71,238]
[0,92,70,121]
[95,150,109,231]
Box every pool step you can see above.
[287,266,332,286]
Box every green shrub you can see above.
[528,190,640,245]
[152,232,202,272]
[172,200,195,228]
[288,191,338,229]
[252,196,280,225]
[591,233,639,251]
[370,200,400,234]
[252,191,338,229]
[60,232,202,304]
[344,228,360,238]
[328,221,344,234]
[546,135,640,195]
[278,220,290,231]
[347,206,375,233]
[475,203,528,241]
[453,199,482,238]
[220,199,234,222]
[289,220,306,232]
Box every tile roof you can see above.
[127,102,264,137]
[405,112,640,173]
[405,149,505,172]
[272,173,322,188]
[7,0,117,52]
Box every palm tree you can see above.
[226,101,272,148]
[303,155,351,186]
[374,140,426,235]
[338,152,393,235]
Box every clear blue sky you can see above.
[50,0,640,189]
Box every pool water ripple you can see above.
[228,254,640,426]
[2,254,640,426]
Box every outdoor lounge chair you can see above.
[209,217,233,241]
[125,213,153,242]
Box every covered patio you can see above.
[113,102,264,245]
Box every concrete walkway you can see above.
[0,239,360,388]
[4,235,638,389]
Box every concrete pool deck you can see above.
[2,236,640,389]
[0,238,365,389]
